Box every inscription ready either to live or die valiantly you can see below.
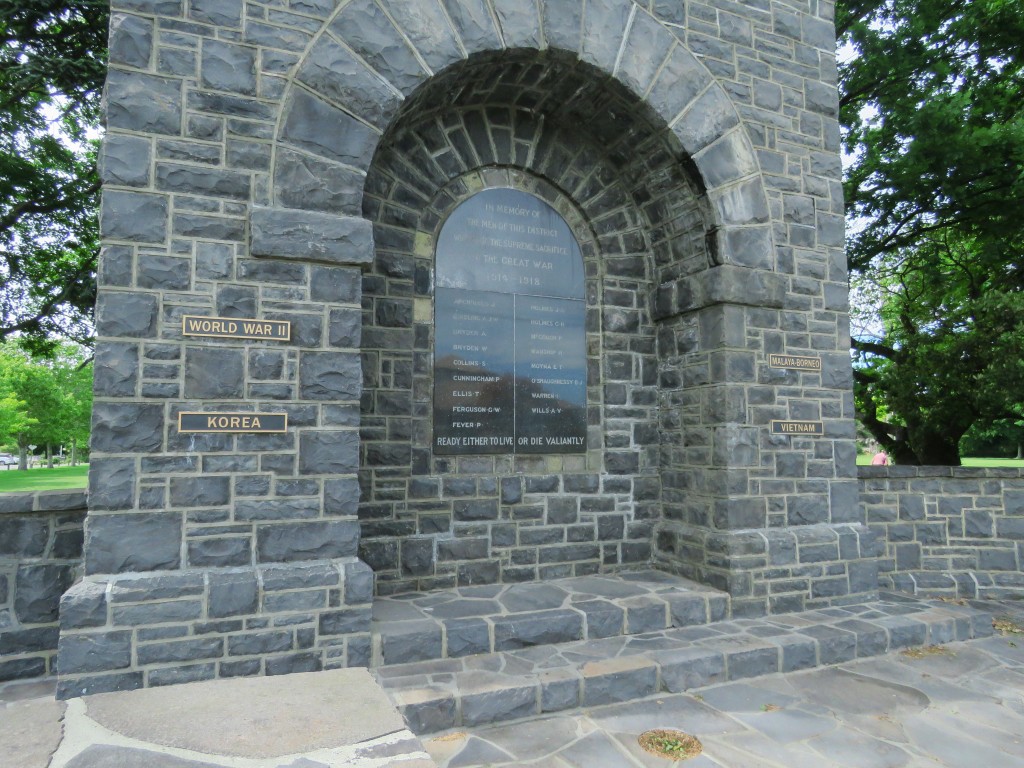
[433,188,586,454]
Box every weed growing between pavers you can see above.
[993,617,1024,636]
[901,645,955,659]
[637,729,702,760]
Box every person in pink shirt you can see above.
[871,450,889,466]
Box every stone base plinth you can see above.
[56,558,372,699]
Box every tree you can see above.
[839,0,1024,463]
[0,0,108,353]
[960,416,1024,460]
[851,232,1024,464]
[0,374,35,450]
[0,342,91,468]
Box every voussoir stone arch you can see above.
[256,0,773,274]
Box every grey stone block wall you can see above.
[0,491,85,682]
[76,0,860,690]
[860,467,1024,598]
[57,558,372,698]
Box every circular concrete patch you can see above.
[82,669,407,759]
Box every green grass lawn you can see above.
[857,454,1024,467]
[0,465,89,493]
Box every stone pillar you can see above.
[57,0,374,698]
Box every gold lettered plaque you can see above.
[768,353,822,371]
[182,315,290,341]
[770,420,824,436]
[178,412,288,433]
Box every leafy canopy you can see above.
[0,342,93,461]
[0,0,108,353]
[839,0,1024,464]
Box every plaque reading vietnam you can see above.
[434,189,586,454]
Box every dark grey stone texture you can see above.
[280,89,378,168]
[201,40,256,95]
[91,403,164,453]
[58,631,133,673]
[256,521,360,562]
[95,291,159,338]
[86,513,182,574]
[184,347,244,398]
[105,70,181,135]
[100,134,152,187]
[299,430,359,475]
[15,564,74,623]
[87,458,137,511]
[250,207,374,266]
[299,352,361,400]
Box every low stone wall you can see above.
[56,558,372,699]
[0,490,86,681]
[859,466,1024,598]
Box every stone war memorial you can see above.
[2,0,1007,706]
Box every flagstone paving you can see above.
[421,599,1024,767]
[2,592,1023,767]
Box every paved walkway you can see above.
[422,600,1024,767]
[0,669,435,768]
[2,600,1023,767]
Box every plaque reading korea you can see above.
[434,189,586,454]
[178,412,288,433]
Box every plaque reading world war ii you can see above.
[434,188,586,454]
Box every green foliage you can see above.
[0,0,108,352]
[840,0,1024,464]
[838,0,1024,272]
[960,418,1024,459]
[0,342,92,465]
[852,233,1024,464]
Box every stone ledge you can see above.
[0,489,87,516]
[250,206,374,266]
[377,594,993,734]
[654,265,787,320]
[370,571,729,667]
[859,466,1024,479]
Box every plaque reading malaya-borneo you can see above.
[433,188,587,455]
[178,412,288,433]
[768,353,821,371]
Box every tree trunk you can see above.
[70,439,77,466]
[1017,442,1023,461]
[46,444,53,469]
[911,433,963,466]
[17,442,28,471]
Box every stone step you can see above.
[371,592,994,735]
[883,569,1024,600]
[369,571,729,668]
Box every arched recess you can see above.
[254,0,782,593]
[262,0,774,272]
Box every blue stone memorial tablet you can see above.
[433,189,587,454]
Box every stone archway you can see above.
[58,0,866,697]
